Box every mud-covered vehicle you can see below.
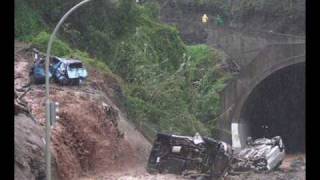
[231,136,285,172]
[146,133,232,179]
[29,51,52,84]
[50,57,88,85]
[30,49,88,85]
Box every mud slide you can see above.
[14,42,184,180]
[15,42,305,180]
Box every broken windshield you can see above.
[69,62,83,69]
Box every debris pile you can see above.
[231,136,285,172]
[14,87,31,115]
[146,133,233,179]
[24,83,139,179]
[147,133,287,179]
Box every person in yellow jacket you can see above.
[202,14,208,24]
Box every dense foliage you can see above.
[166,0,305,34]
[15,0,46,41]
[15,0,230,137]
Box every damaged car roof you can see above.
[52,57,83,64]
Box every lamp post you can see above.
[44,0,93,179]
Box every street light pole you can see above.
[45,0,93,179]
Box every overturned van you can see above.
[146,133,232,179]
[146,133,286,179]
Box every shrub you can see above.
[31,31,72,57]
[15,0,45,41]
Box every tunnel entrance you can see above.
[239,62,305,153]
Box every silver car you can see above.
[231,136,285,172]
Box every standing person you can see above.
[202,13,209,24]
[202,13,209,31]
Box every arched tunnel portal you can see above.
[217,43,305,154]
[238,62,305,153]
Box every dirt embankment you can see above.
[15,113,46,180]
[50,90,139,179]
[15,42,181,180]
[14,43,154,180]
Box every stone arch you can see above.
[218,43,305,149]
[232,54,305,124]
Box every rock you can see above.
[15,113,60,180]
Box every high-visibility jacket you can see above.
[202,14,208,23]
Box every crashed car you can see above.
[30,50,88,85]
[29,53,52,84]
[50,56,88,85]
[231,136,285,172]
[146,133,232,179]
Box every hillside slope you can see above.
[14,42,186,180]
[15,0,231,138]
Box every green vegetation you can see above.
[232,0,305,23]
[15,0,230,138]
[174,0,304,33]
[123,43,230,137]
[31,31,72,57]
[15,0,46,41]
[30,31,115,78]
